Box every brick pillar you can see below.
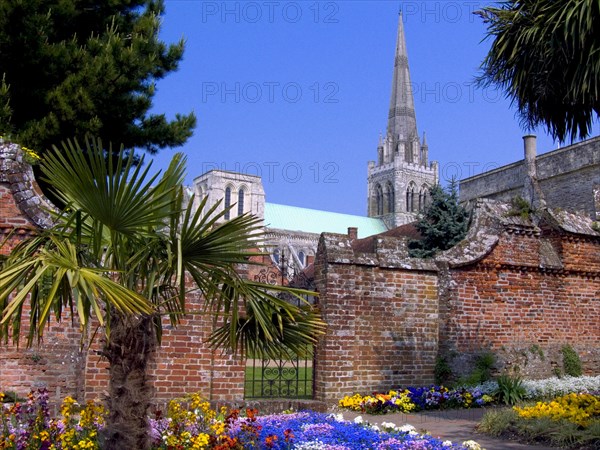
[313,234,358,401]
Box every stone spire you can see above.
[367,11,437,227]
[387,11,419,146]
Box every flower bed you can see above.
[477,375,600,399]
[338,375,600,415]
[0,390,482,449]
[338,386,493,415]
[478,392,600,448]
[514,393,600,427]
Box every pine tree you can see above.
[0,0,195,155]
[409,180,469,258]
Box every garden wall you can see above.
[313,232,439,400]
[314,200,600,399]
[437,202,600,379]
[2,139,600,405]
[0,141,246,405]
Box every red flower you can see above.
[265,434,278,448]
[284,428,295,442]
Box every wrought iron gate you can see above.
[245,251,315,399]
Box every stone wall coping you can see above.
[318,198,599,272]
[0,139,56,229]
[544,207,600,237]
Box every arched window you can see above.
[406,184,415,212]
[376,184,384,215]
[237,189,245,216]
[387,182,395,213]
[273,248,280,264]
[224,186,231,220]
[421,185,430,209]
[298,250,306,267]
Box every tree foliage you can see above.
[0,0,195,154]
[0,139,324,449]
[477,0,600,142]
[409,181,469,258]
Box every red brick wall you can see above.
[3,141,599,404]
[440,228,600,379]
[82,290,246,404]
[0,141,248,404]
[314,234,439,400]
[315,206,600,397]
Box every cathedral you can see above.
[192,12,438,271]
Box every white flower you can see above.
[471,375,600,401]
[381,421,398,430]
[462,440,482,449]
[397,424,416,433]
[442,441,453,447]
[370,425,380,431]
[327,413,345,422]
[353,416,363,424]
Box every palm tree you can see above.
[0,138,325,450]
[477,0,600,142]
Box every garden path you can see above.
[340,408,554,450]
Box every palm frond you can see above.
[477,0,600,142]
[41,137,177,236]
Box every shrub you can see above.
[460,351,496,386]
[507,195,534,219]
[0,391,26,403]
[434,356,452,385]
[477,408,518,436]
[561,344,583,377]
[495,374,526,405]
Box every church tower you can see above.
[367,12,438,228]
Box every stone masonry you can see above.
[460,136,600,219]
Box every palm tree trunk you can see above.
[100,313,156,450]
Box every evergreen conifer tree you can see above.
[0,0,195,155]
[409,179,469,258]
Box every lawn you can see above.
[244,365,313,399]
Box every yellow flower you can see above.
[192,433,211,449]
[515,393,600,427]
[211,420,226,435]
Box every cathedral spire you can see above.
[387,11,418,144]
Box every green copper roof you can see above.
[264,203,387,238]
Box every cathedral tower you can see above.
[367,12,438,227]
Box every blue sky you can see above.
[150,0,597,216]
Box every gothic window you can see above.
[406,184,416,212]
[421,185,430,209]
[224,186,231,220]
[387,182,395,213]
[378,147,383,165]
[376,184,384,215]
[237,188,245,216]
[273,248,280,264]
[418,191,423,211]
[298,250,306,267]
